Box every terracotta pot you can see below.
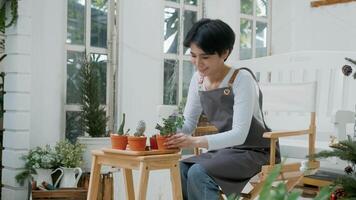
[150,135,158,150]
[128,136,147,151]
[110,134,128,150]
[156,134,169,150]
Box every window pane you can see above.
[164,7,180,54]
[185,0,197,5]
[239,19,252,60]
[91,0,108,48]
[166,0,180,2]
[240,0,253,15]
[255,22,267,57]
[256,0,268,17]
[183,61,195,99]
[90,53,107,104]
[183,10,197,55]
[66,111,83,143]
[164,59,179,105]
[67,51,85,104]
[67,0,85,45]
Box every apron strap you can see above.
[228,69,240,87]
[237,67,271,131]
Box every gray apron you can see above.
[182,68,280,196]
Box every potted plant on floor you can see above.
[15,145,63,189]
[77,55,109,172]
[128,120,147,151]
[54,140,85,188]
[110,113,129,150]
[155,114,184,150]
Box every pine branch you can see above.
[345,57,356,65]
[311,140,356,165]
[337,175,356,198]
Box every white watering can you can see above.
[59,167,83,188]
[34,168,63,188]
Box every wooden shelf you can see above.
[311,0,354,7]
[32,188,87,200]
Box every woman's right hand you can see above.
[165,133,208,149]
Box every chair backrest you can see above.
[260,82,317,113]
[260,82,318,161]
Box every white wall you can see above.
[271,0,356,54]
[117,0,164,135]
[30,0,66,147]
[205,0,239,62]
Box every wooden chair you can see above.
[193,82,320,199]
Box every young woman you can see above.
[165,18,279,200]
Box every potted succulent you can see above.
[155,114,184,150]
[54,140,85,188]
[127,120,147,151]
[110,113,129,150]
[15,145,62,188]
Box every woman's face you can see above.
[190,43,228,77]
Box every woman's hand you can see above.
[165,133,208,149]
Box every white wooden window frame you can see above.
[64,0,116,137]
[163,0,203,105]
[238,0,272,60]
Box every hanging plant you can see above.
[0,0,18,51]
[0,0,18,32]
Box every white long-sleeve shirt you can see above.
[181,68,264,150]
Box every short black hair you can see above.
[183,18,235,58]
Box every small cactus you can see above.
[134,120,146,137]
[117,113,126,135]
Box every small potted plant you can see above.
[110,113,129,150]
[127,120,147,151]
[54,140,85,188]
[155,114,184,150]
[15,145,61,188]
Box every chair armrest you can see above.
[263,130,309,139]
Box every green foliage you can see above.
[155,114,184,136]
[15,145,57,185]
[0,0,18,50]
[311,137,356,199]
[54,140,85,168]
[227,162,333,200]
[79,55,108,137]
[0,0,18,32]
[311,139,356,164]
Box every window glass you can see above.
[91,0,108,48]
[183,10,197,55]
[240,0,253,15]
[256,0,268,17]
[67,0,85,44]
[255,22,267,57]
[182,61,195,99]
[66,111,83,143]
[239,19,252,60]
[67,51,85,104]
[163,59,179,105]
[164,7,180,54]
[90,53,108,104]
[185,0,197,5]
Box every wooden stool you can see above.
[87,149,182,200]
